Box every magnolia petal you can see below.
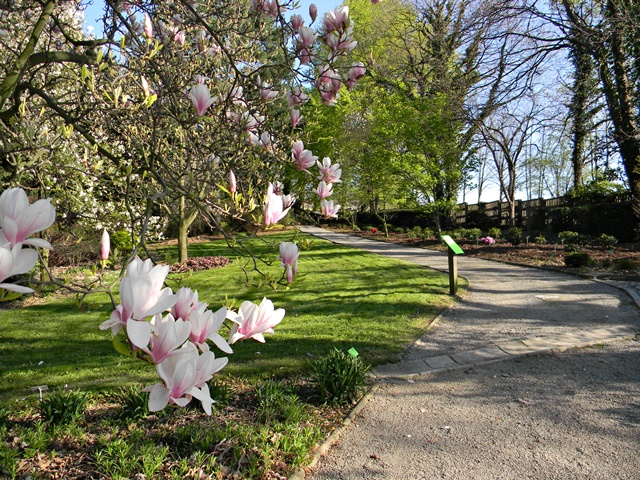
[209,333,233,354]
[143,292,178,318]
[148,384,170,412]
[22,238,53,249]
[252,333,266,343]
[0,283,34,293]
[172,396,191,407]
[127,319,152,350]
[10,247,38,276]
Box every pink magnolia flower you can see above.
[0,187,55,249]
[287,86,309,108]
[345,63,366,89]
[145,346,221,414]
[143,13,153,38]
[290,13,303,31]
[189,83,216,116]
[271,181,284,195]
[0,244,38,293]
[263,183,291,226]
[321,199,341,219]
[317,157,342,183]
[141,77,151,97]
[227,297,285,344]
[99,257,177,336]
[316,66,342,105]
[171,287,203,321]
[174,30,186,45]
[291,141,317,172]
[187,305,233,354]
[282,194,296,209]
[316,181,333,199]
[309,3,318,22]
[99,229,110,261]
[277,242,299,283]
[290,108,302,128]
[256,76,278,102]
[229,170,237,193]
[134,313,191,364]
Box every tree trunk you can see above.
[177,196,199,264]
[569,43,592,188]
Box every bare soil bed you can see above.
[332,228,640,280]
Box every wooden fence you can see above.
[454,193,632,228]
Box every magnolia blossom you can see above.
[316,181,333,199]
[99,257,177,336]
[309,3,318,22]
[141,77,151,97]
[131,313,191,364]
[345,63,366,89]
[256,76,278,102]
[229,170,237,193]
[287,87,309,108]
[145,345,226,414]
[290,108,302,128]
[171,287,203,322]
[187,305,233,354]
[143,13,153,38]
[99,229,110,261]
[323,7,351,33]
[263,183,291,226]
[321,199,341,219]
[174,30,186,45]
[189,83,216,116]
[282,194,296,209]
[295,26,317,64]
[316,66,342,105]
[290,13,303,31]
[291,140,317,172]
[317,157,342,183]
[227,297,285,344]
[0,187,56,248]
[277,242,299,283]
[0,244,38,293]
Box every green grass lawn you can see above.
[0,232,459,402]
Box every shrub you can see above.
[558,231,580,245]
[114,386,149,421]
[39,389,89,425]
[480,236,495,245]
[309,348,370,406]
[370,227,378,233]
[110,230,136,256]
[465,228,482,240]
[593,233,618,250]
[613,258,639,270]
[504,227,523,246]
[487,227,501,239]
[420,227,435,240]
[535,234,547,244]
[564,252,595,268]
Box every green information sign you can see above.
[441,235,464,255]
[348,347,359,358]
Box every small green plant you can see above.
[39,389,89,425]
[487,227,501,239]
[534,234,547,244]
[558,231,580,245]
[504,227,523,246]
[309,348,370,405]
[593,233,618,250]
[465,228,482,240]
[110,230,136,256]
[255,379,307,426]
[613,258,639,270]
[564,252,595,267]
[114,386,149,422]
[420,227,435,240]
[0,404,9,427]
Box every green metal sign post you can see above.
[441,235,464,295]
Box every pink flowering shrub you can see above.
[481,236,496,245]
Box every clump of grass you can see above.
[310,348,371,405]
[39,389,89,426]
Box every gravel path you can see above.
[298,226,640,480]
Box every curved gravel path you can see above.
[298,226,640,480]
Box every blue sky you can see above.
[82,1,344,35]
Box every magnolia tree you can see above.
[0,0,380,413]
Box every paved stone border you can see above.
[373,325,638,378]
